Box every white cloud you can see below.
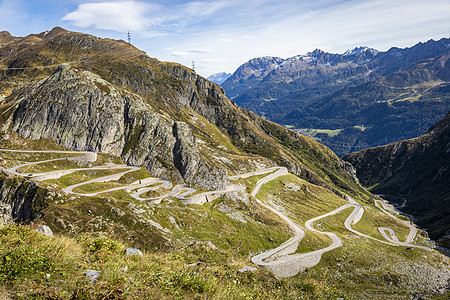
[62,0,231,33]
[181,1,228,18]
[62,1,158,32]
[60,0,450,76]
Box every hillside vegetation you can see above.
[344,111,450,249]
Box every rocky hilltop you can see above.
[0,27,364,197]
[344,111,450,248]
[10,64,227,190]
[222,39,450,156]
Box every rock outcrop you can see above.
[0,173,48,224]
[10,65,228,190]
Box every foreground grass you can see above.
[0,224,345,300]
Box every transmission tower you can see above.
[192,60,195,72]
[127,31,131,44]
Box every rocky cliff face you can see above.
[10,64,228,190]
[0,172,48,224]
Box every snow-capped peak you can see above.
[343,46,378,56]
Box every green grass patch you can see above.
[301,128,343,138]
[0,151,80,164]
[72,181,124,194]
[316,207,354,234]
[141,186,172,198]
[118,167,151,184]
[295,231,331,254]
[353,207,411,242]
[17,159,81,173]
[231,169,276,194]
[91,152,123,166]
[45,168,129,187]
[257,174,348,223]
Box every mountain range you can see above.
[207,72,231,84]
[0,27,362,196]
[222,39,450,156]
[0,28,449,298]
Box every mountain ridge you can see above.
[222,38,450,156]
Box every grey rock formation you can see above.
[237,266,258,274]
[125,247,143,256]
[173,122,228,189]
[84,269,101,284]
[10,65,228,190]
[12,64,126,155]
[36,225,53,236]
[0,174,48,224]
[189,240,218,251]
[338,160,360,185]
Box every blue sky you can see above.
[1,0,449,77]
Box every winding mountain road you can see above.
[1,149,241,204]
[246,166,431,277]
[0,148,431,278]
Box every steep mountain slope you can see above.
[344,112,450,248]
[222,38,450,156]
[0,27,369,200]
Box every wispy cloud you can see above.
[62,0,231,33]
[58,0,450,76]
[62,1,158,31]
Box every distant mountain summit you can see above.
[222,38,450,156]
[343,46,379,56]
[222,47,378,100]
[206,72,231,84]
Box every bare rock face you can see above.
[10,65,228,190]
[173,122,228,189]
[12,64,126,155]
[0,174,48,225]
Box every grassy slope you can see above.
[0,147,449,299]
[0,224,336,300]
[344,112,450,246]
